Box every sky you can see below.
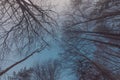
[51,0,70,12]
[30,0,70,12]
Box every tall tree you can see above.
[0,0,56,76]
[62,0,120,80]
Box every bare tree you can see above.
[62,0,120,80]
[8,67,34,80]
[0,0,57,76]
[33,60,61,80]
[8,59,61,80]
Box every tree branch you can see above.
[0,45,46,76]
